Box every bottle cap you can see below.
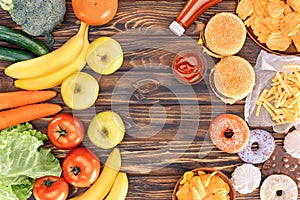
[169,21,185,36]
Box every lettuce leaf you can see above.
[0,123,61,200]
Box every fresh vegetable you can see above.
[0,46,35,62]
[70,148,121,200]
[5,22,88,80]
[33,176,69,200]
[0,90,57,110]
[72,0,118,26]
[0,103,62,130]
[0,25,49,56]
[62,147,101,187]
[12,24,89,90]
[0,0,66,47]
[0,123,62,200]
[48,114,85,150]
[61,72,99,110]
[86,37,124,75]
[88,111,125,149]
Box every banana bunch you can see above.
[5,22,89,90]
[70,148,128,200]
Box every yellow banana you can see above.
[5,22,88,79]
[105,172,128,200]
[14,25,89,90]
[70,148,121,200]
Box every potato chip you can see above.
[292,29,300,52]
[265,17,283,32]
[252,0,269,18]
[236,0,253,20]
[266,31,291,51]
[191,176,206,198]
[252,16,272,34]
[180,171,194,184]
[257,32,270,43]
[213,190,229,200]
[176,170,231,200]
[287,0,300,12]
[206,174,230,194]
[284,3,293,15]
[267,1,286,18]
[280,12,300,37]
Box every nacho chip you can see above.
[191,187,203,200]
[236,0,253,20]
[176,181,192,200]
[266,31,291,51]
[180,171,194,184]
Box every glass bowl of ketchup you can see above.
[172,51,206,85]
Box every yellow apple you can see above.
[61,72,99,110]
[88,111,125,149]
[86,37,123,75]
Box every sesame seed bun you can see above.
[204,12,246,56]
[213,56,255,100]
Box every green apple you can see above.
[88,111,125,149]
[61,72,99,110]
[86,37,123,75]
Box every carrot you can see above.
[0,90,57,111]
[0,103,62,130]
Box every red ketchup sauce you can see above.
[173,51,204,84]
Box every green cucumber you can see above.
[0,25,49,56]
[0,46,36,62]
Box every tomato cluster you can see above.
[33,114,101,200]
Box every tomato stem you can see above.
[71,166,81,176]
[54,124,67,141]
[42,177,57,187]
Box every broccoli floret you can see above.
[0,0,66,48]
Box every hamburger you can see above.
[212,56,255,104]
[204,12,246,56]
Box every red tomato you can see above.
[33,176,69,200]
[62,147,101,187]
[48,114,85,150]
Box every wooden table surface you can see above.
[0,0,298,199]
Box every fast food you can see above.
[260,174,298,200]
[237,129,275,164]
[236,0,300,52]
[204,12,246,56]
[175,169,232,200]
[256,64,300,125]
[231,164,261,194]
[212,56,255,103]
[209,114,250,153]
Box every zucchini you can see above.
[0,46,36,62]
[0,25,49,56]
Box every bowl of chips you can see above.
[236,0,300,56]
[172,167,236,200]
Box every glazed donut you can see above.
[209,114,250,153]
[238,129,275,164]
[260,174,298,200]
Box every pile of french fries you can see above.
[256,64,300,124]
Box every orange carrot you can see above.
[0,90,57,111]
[0,103,62,130]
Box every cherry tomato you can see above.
[48,114,85,150]
[33,176,69,200]
[72,0,118,26]
[62,147,101,187]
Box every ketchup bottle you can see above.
[169,0,222,36]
